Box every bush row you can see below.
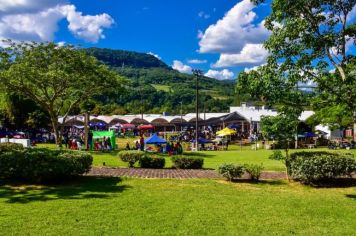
[287,151,356,184]
[218,163,264,181]
[171,156,204,169]
[118,151,204,169]
[0,145,93,182]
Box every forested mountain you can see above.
[84,48,238,115]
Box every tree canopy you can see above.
[0,40,126,145]
[237,0,356,137]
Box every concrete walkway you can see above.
[88,167,288,180]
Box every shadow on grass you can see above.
[181,152,215,158]
[0,176,130,204]
[230,179,287,186]
[311,178,356,189]
[345,194,356,199]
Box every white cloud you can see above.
[205,69,234,80]
[213,43,268,67]
[198,11,210,19]
[147,52,161,60]
[0,1,114,43]
[187,59,207,64]
[348,5,356,20]
[172,60,192,74]
[244,63,266,73]
[0,0,67,14]
[197,30,204,39]
[198,0,269,54]
[60,5,114,43]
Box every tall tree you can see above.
[238,0,356,138]
[0,40,126,146]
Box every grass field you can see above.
[37,143,356,171]
[0,177,355,235]
[151,84,171,92]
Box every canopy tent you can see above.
[139,125,154,130]
[90,122,106,128]
[92,130,116,149]
[192,137,214,144]
[216,127,237,136]
[144,134,167,144]
[227,124,240,129]
[305,132,316,138]
[122,124,135,129]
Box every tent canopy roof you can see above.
[144,134,167,144]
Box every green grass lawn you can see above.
[0,177,355,235]
[37,143,356,171]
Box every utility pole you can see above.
[180,101,183,131]
[192,69,203,151]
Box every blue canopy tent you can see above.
[305,132,316,138]
[227,124,240,129]
[192,137,214,144]
[144,134,167,144]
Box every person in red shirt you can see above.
[140,135,144,151]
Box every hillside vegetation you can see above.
[84,47,237,115]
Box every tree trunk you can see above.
[84,112,89,150]
[50,114,62,148]
[285,148,290,182]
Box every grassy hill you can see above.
[84,47,237,114]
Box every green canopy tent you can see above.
[91,130,116,150]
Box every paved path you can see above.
[88,167,288,180]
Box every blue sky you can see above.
[0,0,354,80]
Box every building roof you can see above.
[58,106,314,126]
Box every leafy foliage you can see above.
[171,156,204,169]
[244,164,264,181]
[288,151,356,184]
[0,148,93,182]
[269,150,285,161]
[139,155,165,169]
[217,163,245,181]
[118,150,145,167]
[0,142,24,153]
[0,41,126,145]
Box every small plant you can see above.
[171,156,204,169]
[218,163,244,181]
[269,150,285,161]
[139,155,165,169]
[118,150,144,167]
[244,164,264,181]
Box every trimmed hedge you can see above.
[288,151,356,183]
[139,155,165,169]
[118,150,145,167]
[171,156,204,169]
[0,148,93,182]
[0,142,24,153]
[218,163,244,181]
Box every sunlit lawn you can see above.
[0,177,355,235]
[37,142,356,171]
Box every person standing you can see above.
[140,135,144,151]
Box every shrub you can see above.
[269,150,285,161]
[0,148,93,182]
[118,150,145,167]
[171,156,204,169]
[0,142,24,153]
[288,151,356,184]
[218,163,245,181]
[244,164,264,181]
[139,155,165,169]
